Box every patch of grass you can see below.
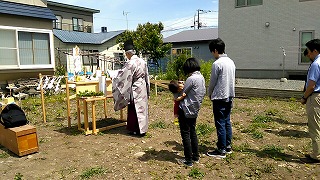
[198,140,214,147]
[39,137,51,144]
[225,153,235,163]
[252,130,264,139]
[233,107,253,114]
[260,145,285,160]
[265,108,279,116]
[241,123,268,136]
[233,142,251,152]
[253,115,272,123]
[289,97,297,102]
[14,173,23,180]
[188,168,205,179]
[80,166,107,179]
[45,93,66,103]
[0,152,10,158]
[144,132,152,138]
[149,121,168,129]
[241,114,274,139]
[196,123,214,137]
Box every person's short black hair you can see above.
[209,38,225,54]
[306,39,320,53]
[183,57,201,75]
[303,49,308,56]
[168,80,179,93]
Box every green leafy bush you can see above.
[200,59,214,84]
[55,64,67,76]
[165,54,189,80]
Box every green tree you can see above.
[165,54,190,80]
[117,22,172,68]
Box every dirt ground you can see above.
[1,90,320,179]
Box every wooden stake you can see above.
[39,73,46,123]
[65,73,71,127]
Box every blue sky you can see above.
[52,0,219,37]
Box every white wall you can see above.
[219,0,320,78]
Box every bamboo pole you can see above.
[65,73,71,127]
[39,73,46,123]
[155,76,158,96]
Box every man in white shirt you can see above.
[207,38,236,159]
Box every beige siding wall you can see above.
[48,5,94,32]
[0,14,52,29]
[219,0,320,78]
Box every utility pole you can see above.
[196,9,211,29]
[197,9,202,29]
[123,11,129,30]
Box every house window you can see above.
[171,47,192,56]
[0,29,18,65]
[53,15,62,29]
[0,28,52,68]
[300,31,314,63]
[18,32,50,65]
[73,18,84,31]
[236,0,262,7]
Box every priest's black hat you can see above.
[123,40,134,51]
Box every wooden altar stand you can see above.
[66,77,125,135]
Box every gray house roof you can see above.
[0,1,56,20]
[53,29,125,44]
[163,28,218,43]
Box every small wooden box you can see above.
[0,124,39,156]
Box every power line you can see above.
[162,26,193,32]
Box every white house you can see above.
[219,0,320,79]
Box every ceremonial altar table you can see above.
[66,79,125,135]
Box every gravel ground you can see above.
[236,78,305,91]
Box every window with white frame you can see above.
[236,0,262,7]
[0,29,18,65]
[53,15,62,29]
[0,28,52,68]
[300,31,314,63]
[18,32,50,65]
[73,18,83,31]
[171,47,192,56]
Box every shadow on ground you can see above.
[273,118,307,126]
[55,117,128,136]
[238,148,303,164]
[137,140,210,163]
[265,129,309,138]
